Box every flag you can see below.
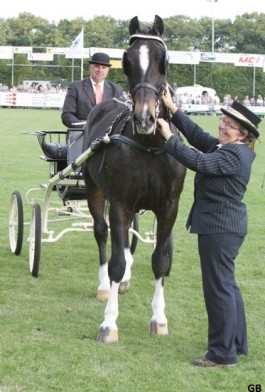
[71,29,84,50]
[66,28,84,59]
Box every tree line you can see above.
[1,12,265,101]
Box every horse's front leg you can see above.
[96,206,128,342]
[149,214,176,335]
[149,277,169,335]
[97,281,119,343]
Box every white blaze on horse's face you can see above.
[136,44,156,135]
[139,45,149,74]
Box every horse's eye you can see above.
[160,53,169,75]
[122,51,131,76]
[123,61,130,76]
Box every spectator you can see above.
[256,95,264,106]
[201,90,209,104]
[243,95,250,106]
[213,93,220,105]
[249,96,255,106]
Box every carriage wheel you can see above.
[129,213,139,254]
[8,191,24,255]
[29,203,42,277]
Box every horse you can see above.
[82,15,187,342]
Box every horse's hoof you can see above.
[118,280,130,294]
[149,320,169,335]
[96,327,118,343]
[96,290,109,300]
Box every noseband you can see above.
[130,82,166,100]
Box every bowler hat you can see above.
[89,52,112,67]
[221,100,261,138]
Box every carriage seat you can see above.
[36,131,67,161]
[36,129,84,169]
[66,128,84,169]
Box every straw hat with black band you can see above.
[221,100,261,139]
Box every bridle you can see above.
[124,34,168,104]
[129,82,166,100]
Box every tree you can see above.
[1,12,265,101]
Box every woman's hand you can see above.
[157,118,174,140]
[161,84,178,114]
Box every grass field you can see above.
[0,108,265,391]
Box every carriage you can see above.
[8,126,157,278]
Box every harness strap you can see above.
[130,82,162,97]
[110,134,165,155]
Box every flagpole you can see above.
[81,27,84,79]
[71,58,74,82]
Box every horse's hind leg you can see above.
[94,201,109,300]
[118,230,133,294]
[149,277,168,335]
[97,261,110,300]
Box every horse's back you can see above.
[82,98,130,151]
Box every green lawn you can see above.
[0,108,264,391]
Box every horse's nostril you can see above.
[133,113,155,126]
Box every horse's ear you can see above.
[129,16,140,35]
[153,15,164,36]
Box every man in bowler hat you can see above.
[61,52,124,128]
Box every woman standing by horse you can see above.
[157,87,261,368]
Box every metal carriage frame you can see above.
[8,129,157,277]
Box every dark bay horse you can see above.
[82,15,187,342]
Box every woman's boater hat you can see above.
[221,100,261,138]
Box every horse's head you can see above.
[122,15,169,135]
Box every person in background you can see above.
[256,94,264,106]
[243,95,251,106]
[201,90,209,104]
[157,86,261,368]
[61,52,124,128]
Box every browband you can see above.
[128,34,167,50]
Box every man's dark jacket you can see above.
[61,78,123,128]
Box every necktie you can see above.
[94,83,103,104]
